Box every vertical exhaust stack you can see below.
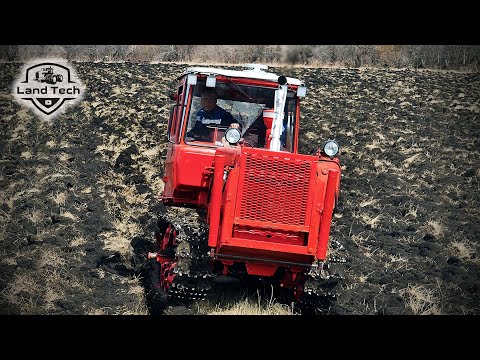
[270,81,287,151]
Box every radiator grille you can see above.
[238,152,312,226]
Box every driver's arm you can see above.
[223,110,241,129]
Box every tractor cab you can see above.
[163,64,311,208]
[167,64,307,153]
[163,63,339,215]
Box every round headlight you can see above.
[323,139,339,157]
[225,128,241,144]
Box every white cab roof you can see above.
[182,64,303,86]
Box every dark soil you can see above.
[1,62,479,315]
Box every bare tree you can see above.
[375,45,403,68]
[280,45,315,65]
[2,44,479,70]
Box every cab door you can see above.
[163,81,186,198]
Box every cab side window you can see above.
[168,84,184,143]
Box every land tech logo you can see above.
[13,59,84,120]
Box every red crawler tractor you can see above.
[146,64,342,308]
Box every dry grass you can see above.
[2,273,42,314]
[45,140,56,148]
[449,240,478,263]
[81,186,92,194]
[142,146,162,158]
[400,284,441,315]
[194,283,295,315]
[360,214,382,229]
[403,154,422,168]
[100,220,141,257]
[406,204,419,218]
[386,254,410,271]
[83,274,148,315]
[352,166,368,176]
[365,140,384,151]
[355,272,374,284]
[37,248,67,269]
[43,269,67,311]
[350,229,371,247]
[20,151,32,160]
[0,210,10,242]
[51,191,67,206]
[85,308,110,315]
[95,134,131,166]
[121,184,149,206]
[207,294,294,315]
[24,208,43,225]
[39,172,66,184]
[120,274,149,315]
[359,198,379,208]
[60,210,79,222]
[0,251,17,266]
[57,152,71,162]
[138,162,165,194]
[70,236,87,247]
[426,220,445,238]
[90,268,106,279]
[95,171,149,258]
[3,252,74,313]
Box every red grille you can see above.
[238,152,312,226]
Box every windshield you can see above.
[184,79,297,152]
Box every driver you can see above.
[186,88,240,141]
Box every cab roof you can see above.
[181,64,303,86]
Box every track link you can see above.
[299,239,347,308]
[154,210,214,303]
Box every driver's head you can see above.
[201,88,218,112]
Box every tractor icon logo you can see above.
[33,66,64,85]
[13,60,84,119]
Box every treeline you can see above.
[1,45,479,70]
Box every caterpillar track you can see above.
[299,242,347,309]
[145,211,213,307]
[144,209,347,313]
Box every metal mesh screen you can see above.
[238,152,312,226]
